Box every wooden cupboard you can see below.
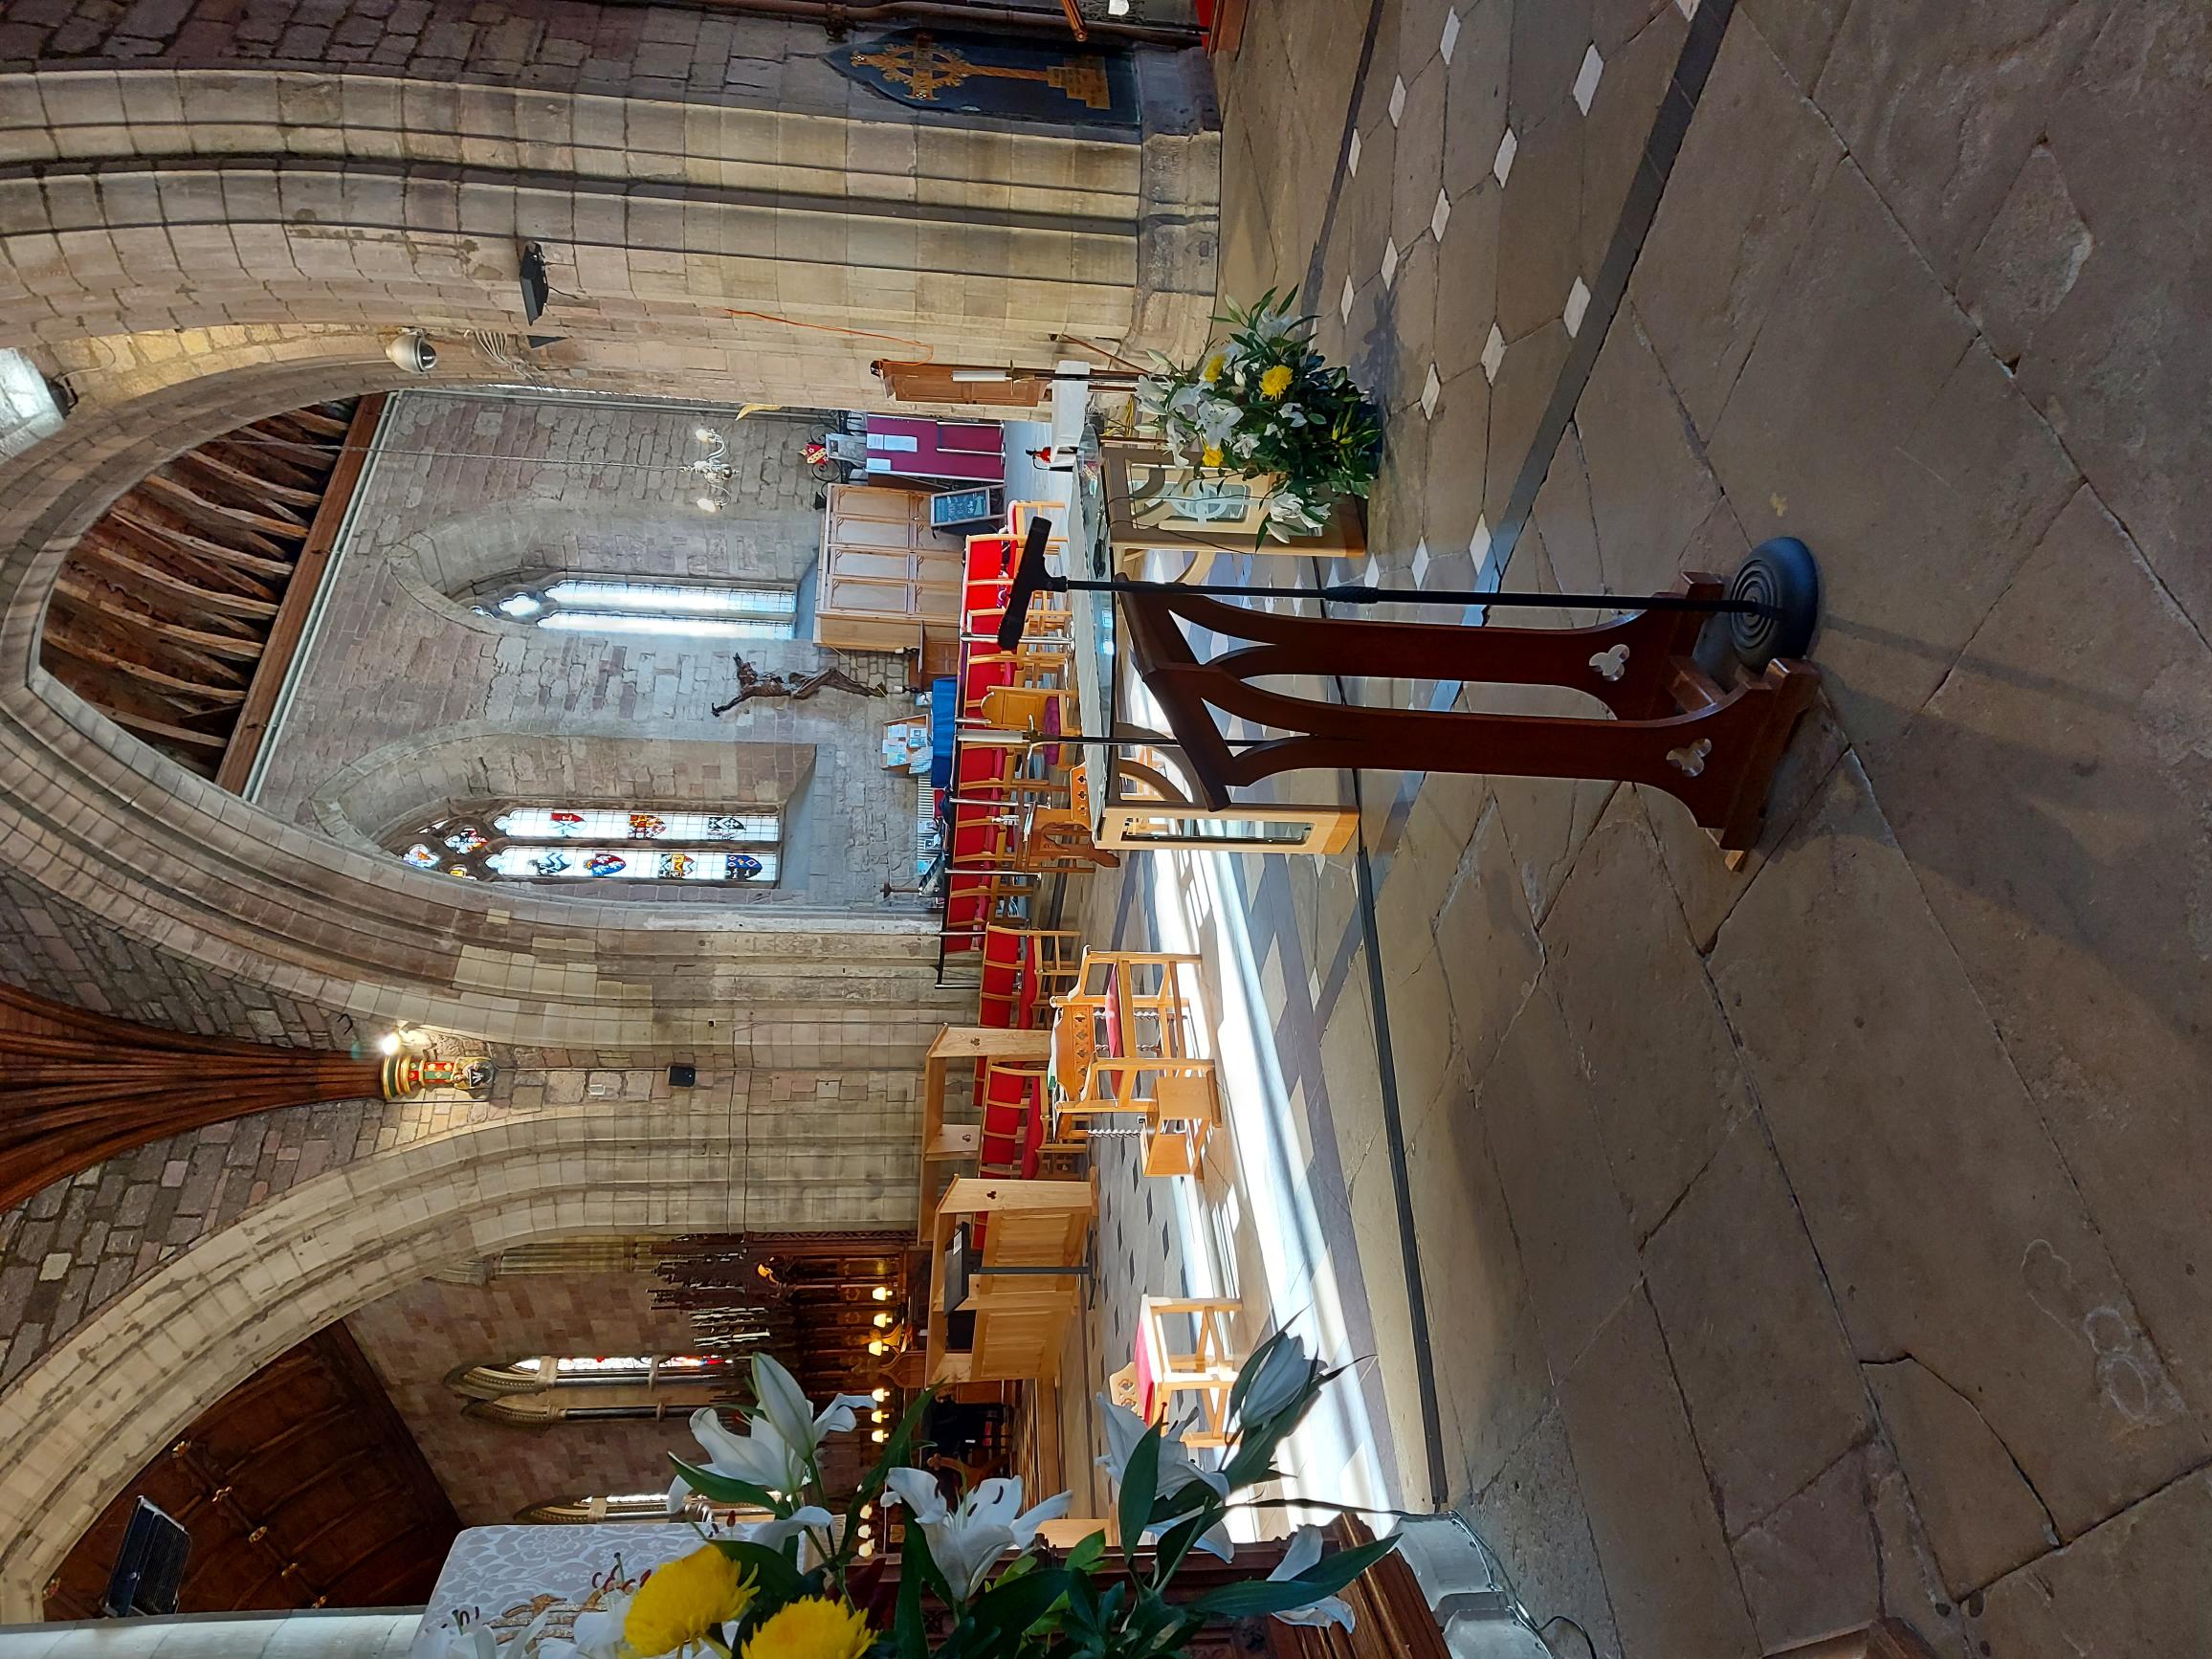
[815,483,966,650]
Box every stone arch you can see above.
[0,1085,920,1619]
[0,357,966,1054]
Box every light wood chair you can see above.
[979,924,1085,1029]
[1136,1295,1244,1447]
[979,683,1077,734]
[1048,950,1218,1171]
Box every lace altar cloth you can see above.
[408,1524,704,1657]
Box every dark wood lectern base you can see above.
[1119,574,1819,853]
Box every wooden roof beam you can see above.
[140,471,309,544]
[43,630,250,704]
[174,448,323,514]
[77,530,281,619]
[109,507,294,586]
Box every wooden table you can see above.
[923,1175,1095,1386]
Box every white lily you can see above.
[1234,1332,1322,1431]
[567,1593,630,1659]
[1094,1397,1234,1561]
[882,1469,1073,1598]
[739,1504,838,1550]
[1265,1526,1357,1629]
[684,1404,802,1495]
[750,1353,875,1464]
[427,1608,555,1659]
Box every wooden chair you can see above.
[1048,951,1219,1171]
[980,924,1084,1029]
[979,683,1076,735]
[1135,1295,1243,1447]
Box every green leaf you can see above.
[1117,1426,1162,1566]
[1148,1511,1210,1586]
[1293,1534,1401,1597]
[894,1517,954,1659]
[1061,1529,1108,1575]
[1188,1578,1335,1621]
[712,1538,811,1606]
[1189,1535,1398,1622]
[668,1452,779,1512]
[968,1565,1074,1642]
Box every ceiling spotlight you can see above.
[869,1428,887,1443]
[871,1312,893,1328]
[867,1339,886,1357]
[385,329,436,374]
[871,1387,889,1404]
[871,1286,891,1302]
[870,1408,888,1425]
[376,1031,402,1056]
[857,1540,874,1559]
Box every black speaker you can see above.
[104,1497,189,1617]
[519,242,551,324]
[669,1063,697,1088]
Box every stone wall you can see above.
[0,1,1213,135]
[253,390,919,906]
[346,1270,703,1525]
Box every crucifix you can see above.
[711,654,886,717]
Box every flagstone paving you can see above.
[1076,2,2212,1654]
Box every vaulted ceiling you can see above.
[44,1323,458,1619]
[37,396,383,785]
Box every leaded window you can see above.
[390,804,781,885]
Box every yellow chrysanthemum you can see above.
[1200,353,1226,384]
[741,1597,873,1659]
[1201,445,1224,468]
[1259,364,1295,399]
[624,1547,756,1658]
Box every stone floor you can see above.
[1075,2,2212,1655]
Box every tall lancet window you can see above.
[484,578,796,640]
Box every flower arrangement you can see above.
[430,1336,1393,1659]
[1136,289,1383,541]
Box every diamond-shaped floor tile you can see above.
[1676,0,1699,16]
[1431,188,1452,243]
[1340,275,1356,323]
[1573,44,1604,114]
[1389,76,1407,127]
[1382,237,1401,288]
[1441,8,1462,63]
[1349,128,1362,177]
[1493,127,1518,188]
[1420,364,1442,417]
[1481,322,1507,382]
[1470,516,1493,571]
[1412,541,1433,586]
[1564,275,1592,337]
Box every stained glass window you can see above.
[478,577,796,640]
[387,803,781,886]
